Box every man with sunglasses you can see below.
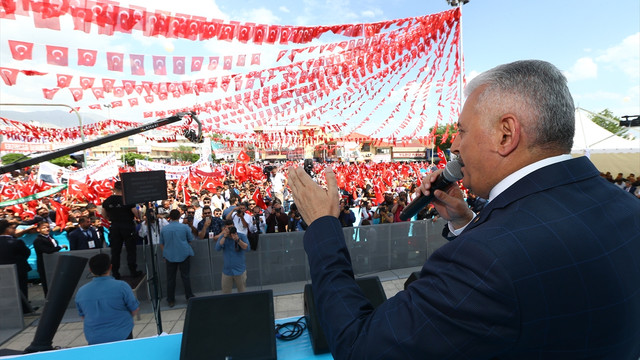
[196,206,225,242]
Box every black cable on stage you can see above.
[275,316,307,341]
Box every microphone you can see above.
[399,159,463,221]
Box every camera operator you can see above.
[197,206,225,241]
[359,200,374,225]
[247,206,265,250]
[231,202,252,236]
[266,199,288,233]
[287,203,307,232]
[215,223,249,294]
[338,199,356,227]
[372,204,394,224]
[391,192,409,223]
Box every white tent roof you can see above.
[572,108,640,154]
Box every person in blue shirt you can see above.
[75,253,139,345]
[215,220,249,294]
[159,209,195,308]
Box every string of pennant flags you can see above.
[0,1,464,145]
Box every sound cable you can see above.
[274,316,307,341]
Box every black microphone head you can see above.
[442,159,463,182]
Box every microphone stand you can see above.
[144,202,163,334]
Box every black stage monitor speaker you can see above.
[180,290,276,360]
[304,276,387,355]
[120,170,168,205]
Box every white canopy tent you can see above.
[571,108,640,175]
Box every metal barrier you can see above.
[42,218,449,301]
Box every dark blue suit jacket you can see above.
[304,157,640,359]
[68,227,102,250]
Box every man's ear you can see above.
[497,114,520,156]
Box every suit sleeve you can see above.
[303,216,520,360]
[68,232,78,250]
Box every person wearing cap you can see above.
[75,253,139,345]
[101,181,141,280]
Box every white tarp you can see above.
[571,108,640,174]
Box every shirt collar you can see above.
[488,154,572,203]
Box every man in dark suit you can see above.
[0,219,32,313]
[288,60,640,359]
[33,221,68,297]
[68,216,102,250]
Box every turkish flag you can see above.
[279,26,291,44]
[250,53,261,65]
[67,178,89,200]
[173,56,186,74]
[79,76,95,89]
[266,25,279,44]
[253,24,266,44]
[89,104,102,109]
[223,56,232,70]
[128,98,139,107]
[69,88,84,101]
[106,52,124,72]
[134,84,143,94]
[102,78,115,92]
[200,176,222,193]
[237,150,250,163]
[49,199,69,228]
[437,147,447,166]
[143,111,153,118]
[42,88,59,100]
[130,54,145,75]
[0,68,18,86]
[8,40,33,60]
[92,87,105,99]
[46,45,68,66]
[122,80,135,95]
[236,55,246,67]
[238,24,252,43]
[191,56,203,72]
[56,74,72,88]
[113,86,124,97]
[252,188,267,209]
[232,163,248,183]
[217,23,236,41]
[114,7,135,33]
[78,48,97,66]
[200,19,222,40]
[111,100,123,108]
[208,56,219,70]
[153,56,167,75]
[185,16,204,40]
[144,95,154,103]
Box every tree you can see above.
[171,145,200,163]
[123,152,149,166]
[428,123,456,151]
[1,153,30,165]
[589,109,628,137]
[50,155,75,168]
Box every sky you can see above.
[0,0,638,140]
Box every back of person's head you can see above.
[0,219,12,234]
[169,209,181,220]
[89,253,111,276]
[224,219,234,227]
[229,197,238,205]
[113,181,122,191]
[465,60,575,153]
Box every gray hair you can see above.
[465,60,575,152]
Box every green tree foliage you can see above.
[123,152,149,166]
[50,155,75,167]
[171,145,200,163]
[1,153,30,164]
[589,109,627,137]
[428,124,456,151]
